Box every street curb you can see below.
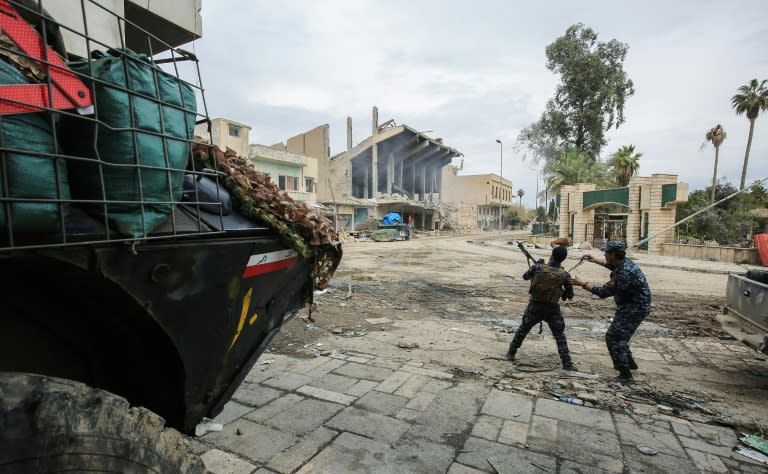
[636,262,736,275]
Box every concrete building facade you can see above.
[249,144,317,204]
[195,118,252,158]
[558,174,688,254]
[192,119,319,205]
[441,165,513,231]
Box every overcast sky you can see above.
[190,0,768,209]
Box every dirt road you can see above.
[269,232,768,432]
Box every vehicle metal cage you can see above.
[0,0,229,252]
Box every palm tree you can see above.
[516,188,525,206]
[607,145,642,187]
[542,148,608,196]
[731,79,768,190]
[703,124,726,203]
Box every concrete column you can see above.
[559,192,570,239]
[427,166,433,202]
[371,107,378,197]
[437,166,442,203]
[420,165,426,202]
[347,117,352,151]
[387,152,394,195]
[646,174,678,254]
[626,181,641,249]
[626,176,650,249]
[560,184,596,245]
[363,166,369,198]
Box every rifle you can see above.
[516,240,543,268]
[516,240,545,334]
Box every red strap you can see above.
[0,0,92,115]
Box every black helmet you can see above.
[552,245,567,263]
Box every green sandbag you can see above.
[61,49,196,238]
[0,59,69,232]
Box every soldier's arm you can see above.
[587,277,617,299]
[523,262,541,280]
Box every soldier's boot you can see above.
[562,362,578,372]
[504,344,517,361]
[612,366,634,385]
[614,358,638,371]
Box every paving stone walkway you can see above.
[189,351,766,473]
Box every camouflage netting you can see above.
[191,143,342,291]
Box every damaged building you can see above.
[324,107,463,231]
[200,107,466,231]
[282,107,463,231]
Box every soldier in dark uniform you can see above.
[570,240,652,384]
[506,246,577,371]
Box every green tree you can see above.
[542,148,609,196]
[516,188,525,206]
[607,145,642,187]
[703,124,726,203]
[731,79,768,190]
[750,182,768,205]
[517,23,634,163]
[675,181,762,245]
[506,206,531,230]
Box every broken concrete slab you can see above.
[480,390,534,423]
[365,317,393,325]
[325,407,411,444]
[202,418,298,464]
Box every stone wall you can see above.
[661,243,761,265]
[559,183,596,243]
[645,174,679,254]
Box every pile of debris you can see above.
[354,217,379,232]
[192,143,342,290]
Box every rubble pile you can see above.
[192,143,342,290]
[354,217,379,232]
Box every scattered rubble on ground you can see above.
[267,235,767,433]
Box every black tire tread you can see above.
[0,372,207,474]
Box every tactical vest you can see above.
[529,264,565,303]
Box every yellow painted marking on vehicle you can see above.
[229,288,253,350]
[249,313,258,325]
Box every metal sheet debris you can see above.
[734,446,768,465]
[739,433,768,456]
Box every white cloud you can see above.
[194,0,768,207]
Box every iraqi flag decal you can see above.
[242,249,298,278]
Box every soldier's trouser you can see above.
[508,302,573,366]
[605,308,648,370]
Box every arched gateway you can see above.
[557,174,688,254]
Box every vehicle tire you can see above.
[0,372,207,474]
